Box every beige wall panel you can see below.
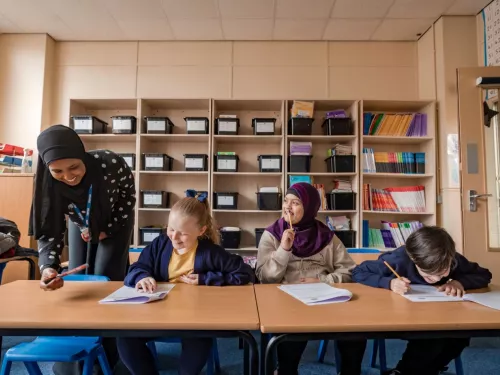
[56,42,138,66]
[233,66,327,99]
[41,37,56,130]
[138,41,232,66]
[417,29,436,100]
[233,41,327,66]
[329,66,418,100]
[329,42,416,67]
[477,13,485,66]
[137,66,231,98]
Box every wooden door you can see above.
[457,67,500,282]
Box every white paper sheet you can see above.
[464,291,500,311]
[99,284,175,304]
[278,283,352,306]
[400,285,462,302]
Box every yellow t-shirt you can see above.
[168,241,198,283]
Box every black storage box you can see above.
[325,155,356,173]
[214,192,238,209]
[288,155,313,173]
[255,228,265,248]
[118,153,136,171]
[111,116,137,134]
[142,153,173,171]
[322,118,353,136]
[185,117,209,134]
[141,190,169,208]
[214,154,239,172]
[220,228,241,249]
[144,117,174,134]
[252,118,276,135]
[184,154,208,171]
[288,117,313,135]
[216,118,240,135]
[258,155,282,172]
[335,230,356,248]
[326,192,357,211]
[71,115,107,134]
[256,192,282,210]
[140,227,163,245]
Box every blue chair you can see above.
[0,274,112,375]
[147,338,220,375]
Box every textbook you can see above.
[401,285,500,310]
[278,283,352,306]
[99,284,175,304]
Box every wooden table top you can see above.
[0,281,259,331]
[255,283,500,333]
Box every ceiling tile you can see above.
[387,0,455,19]
[276,0,335,19]
[45,0,125,40]
[218,0,274,18]
[371,18,434,40]
[0,14,22,32]
[323,19,381,40]
[170,19,223,40]
[274,19,327,40]
[161,0,219,19]
[331,0,394,19]
[117,18,174,40]
[445,0,491,15]
[102,0,166,20]
[222,19,273,39]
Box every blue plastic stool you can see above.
[147,337,220,375]
[0,275,112,375]
[370,339,465,375]
[317,340,342,370]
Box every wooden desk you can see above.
[255,283,500,375]
[0,281,260,374]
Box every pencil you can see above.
[383,261,410,290]
[288,212,293,230]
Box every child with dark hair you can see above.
[352,226,492,375]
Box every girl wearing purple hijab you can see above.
[256,182,366,375]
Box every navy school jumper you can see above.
[352,246,492,290]
[125,234,255,287]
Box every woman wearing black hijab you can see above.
[29,125,136,290]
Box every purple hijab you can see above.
[266,182,335,258]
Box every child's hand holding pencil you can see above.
[384,261,411,295]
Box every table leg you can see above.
[237,331,258,375]
[265,334,287,375]
[260,333,269,375]
[243,341,249,375]
[24,257,36,280]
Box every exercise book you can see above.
[401,285,500,310]
[99,283,175,304]
[278,283,352,306]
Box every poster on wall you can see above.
[484,0,500,99]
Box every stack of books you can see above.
[290,142,312,155]
[363,112,427,137]
[328,144,352,156]
[362,220,423,248]
[332,179,352,192]
[362,149,426,174]
[363,184,426,213]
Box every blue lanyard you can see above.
[71,185,92,232]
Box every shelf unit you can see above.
[360,100,437,252]
[69,98,436,254]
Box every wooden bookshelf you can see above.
[359,100,437,252]
[69,98,437,254]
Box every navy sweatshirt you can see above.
[125,234,255,287]
[352,246,492,290]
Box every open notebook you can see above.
[401,285,500,310]
[279,283,353,306]
[99,284,175,304]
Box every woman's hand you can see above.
[136,277,157,293]
[180,274,199,285]
[40,268,64,291]
[280,229,295,251]
[99,232,108,241]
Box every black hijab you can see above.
[29,125,112,243]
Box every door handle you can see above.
[469,190,493,212]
